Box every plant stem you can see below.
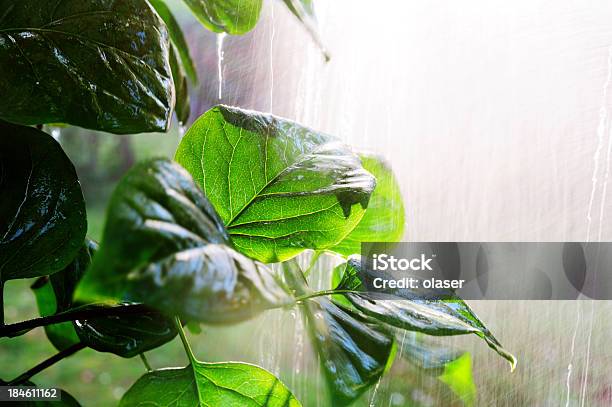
[139,353,152,372]
[0,304,152,338]
[8,342,86,385]
[174,317,197,364]
[303,251,322,279]
[294,289,358,303]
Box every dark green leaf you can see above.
[73,303,177,358]
[0,0,173,134]
[32,239,177,357]
[169,44,190,125]
[334,258,517,370]
[283,261,395,406]
[282,0,330,62]
[175,105,376,263]
[76,158,291,323]
[148,0,198,83]
[181,0,262,35]
[0,121,86,282]
[330,154,405,256]
[120,362,301,406]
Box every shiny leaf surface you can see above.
[175,105,376,263]
[0,0,173,134]
[330,154,405,256]
[76,158,291,323]
[120,362,301,406]
[181,0,262,35]
[0,121,86,282]
[334,258,517,369]
[283,261,394,406]
[32,239,178,357]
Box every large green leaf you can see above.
[32,239,178,357]
[76,158,291,323]
[0,0,173,134]
[120,362,301,406]
[334,258,517,370]
[0,121,86,282]
[438,353,476,407]
[330,153,405,256]
[181,0,262,35]
[148,0,197,82]
[175,105,376,263]
[283,261,395,406]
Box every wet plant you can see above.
[0,0,514,405]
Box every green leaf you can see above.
[181,0,262,35]
[0,0,173,134]
[0,121,86,283]
[120,362,301,406]
[282,0,330,62]
[32,239,178,357]
[73,303,178,358]
[76,158,291,323]
[438,353,477,407]
[334,258,517,370]
[330,154,405,256]
[169,44,191,125]
[283,261,394,406]
[175,105,376,263]
[148,0,198,83]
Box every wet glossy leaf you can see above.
[0,121,86,282]
[330,154,405,256]
[32,240,178,357]
[181,0,262,35]
[148,0,197,82]
[73,303,177,358]
[0,0,173,134]
[120,362,301,406]
[282,0,330,61]
[169,45,191,125]
[334,258,517,370]
[76,158,291,323]
[175,105,376,263]
[283,261,394,406]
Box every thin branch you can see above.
[8,342,86,385]
[0,304,153,338]
[139,353,152,372]
[175,317,197,364]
